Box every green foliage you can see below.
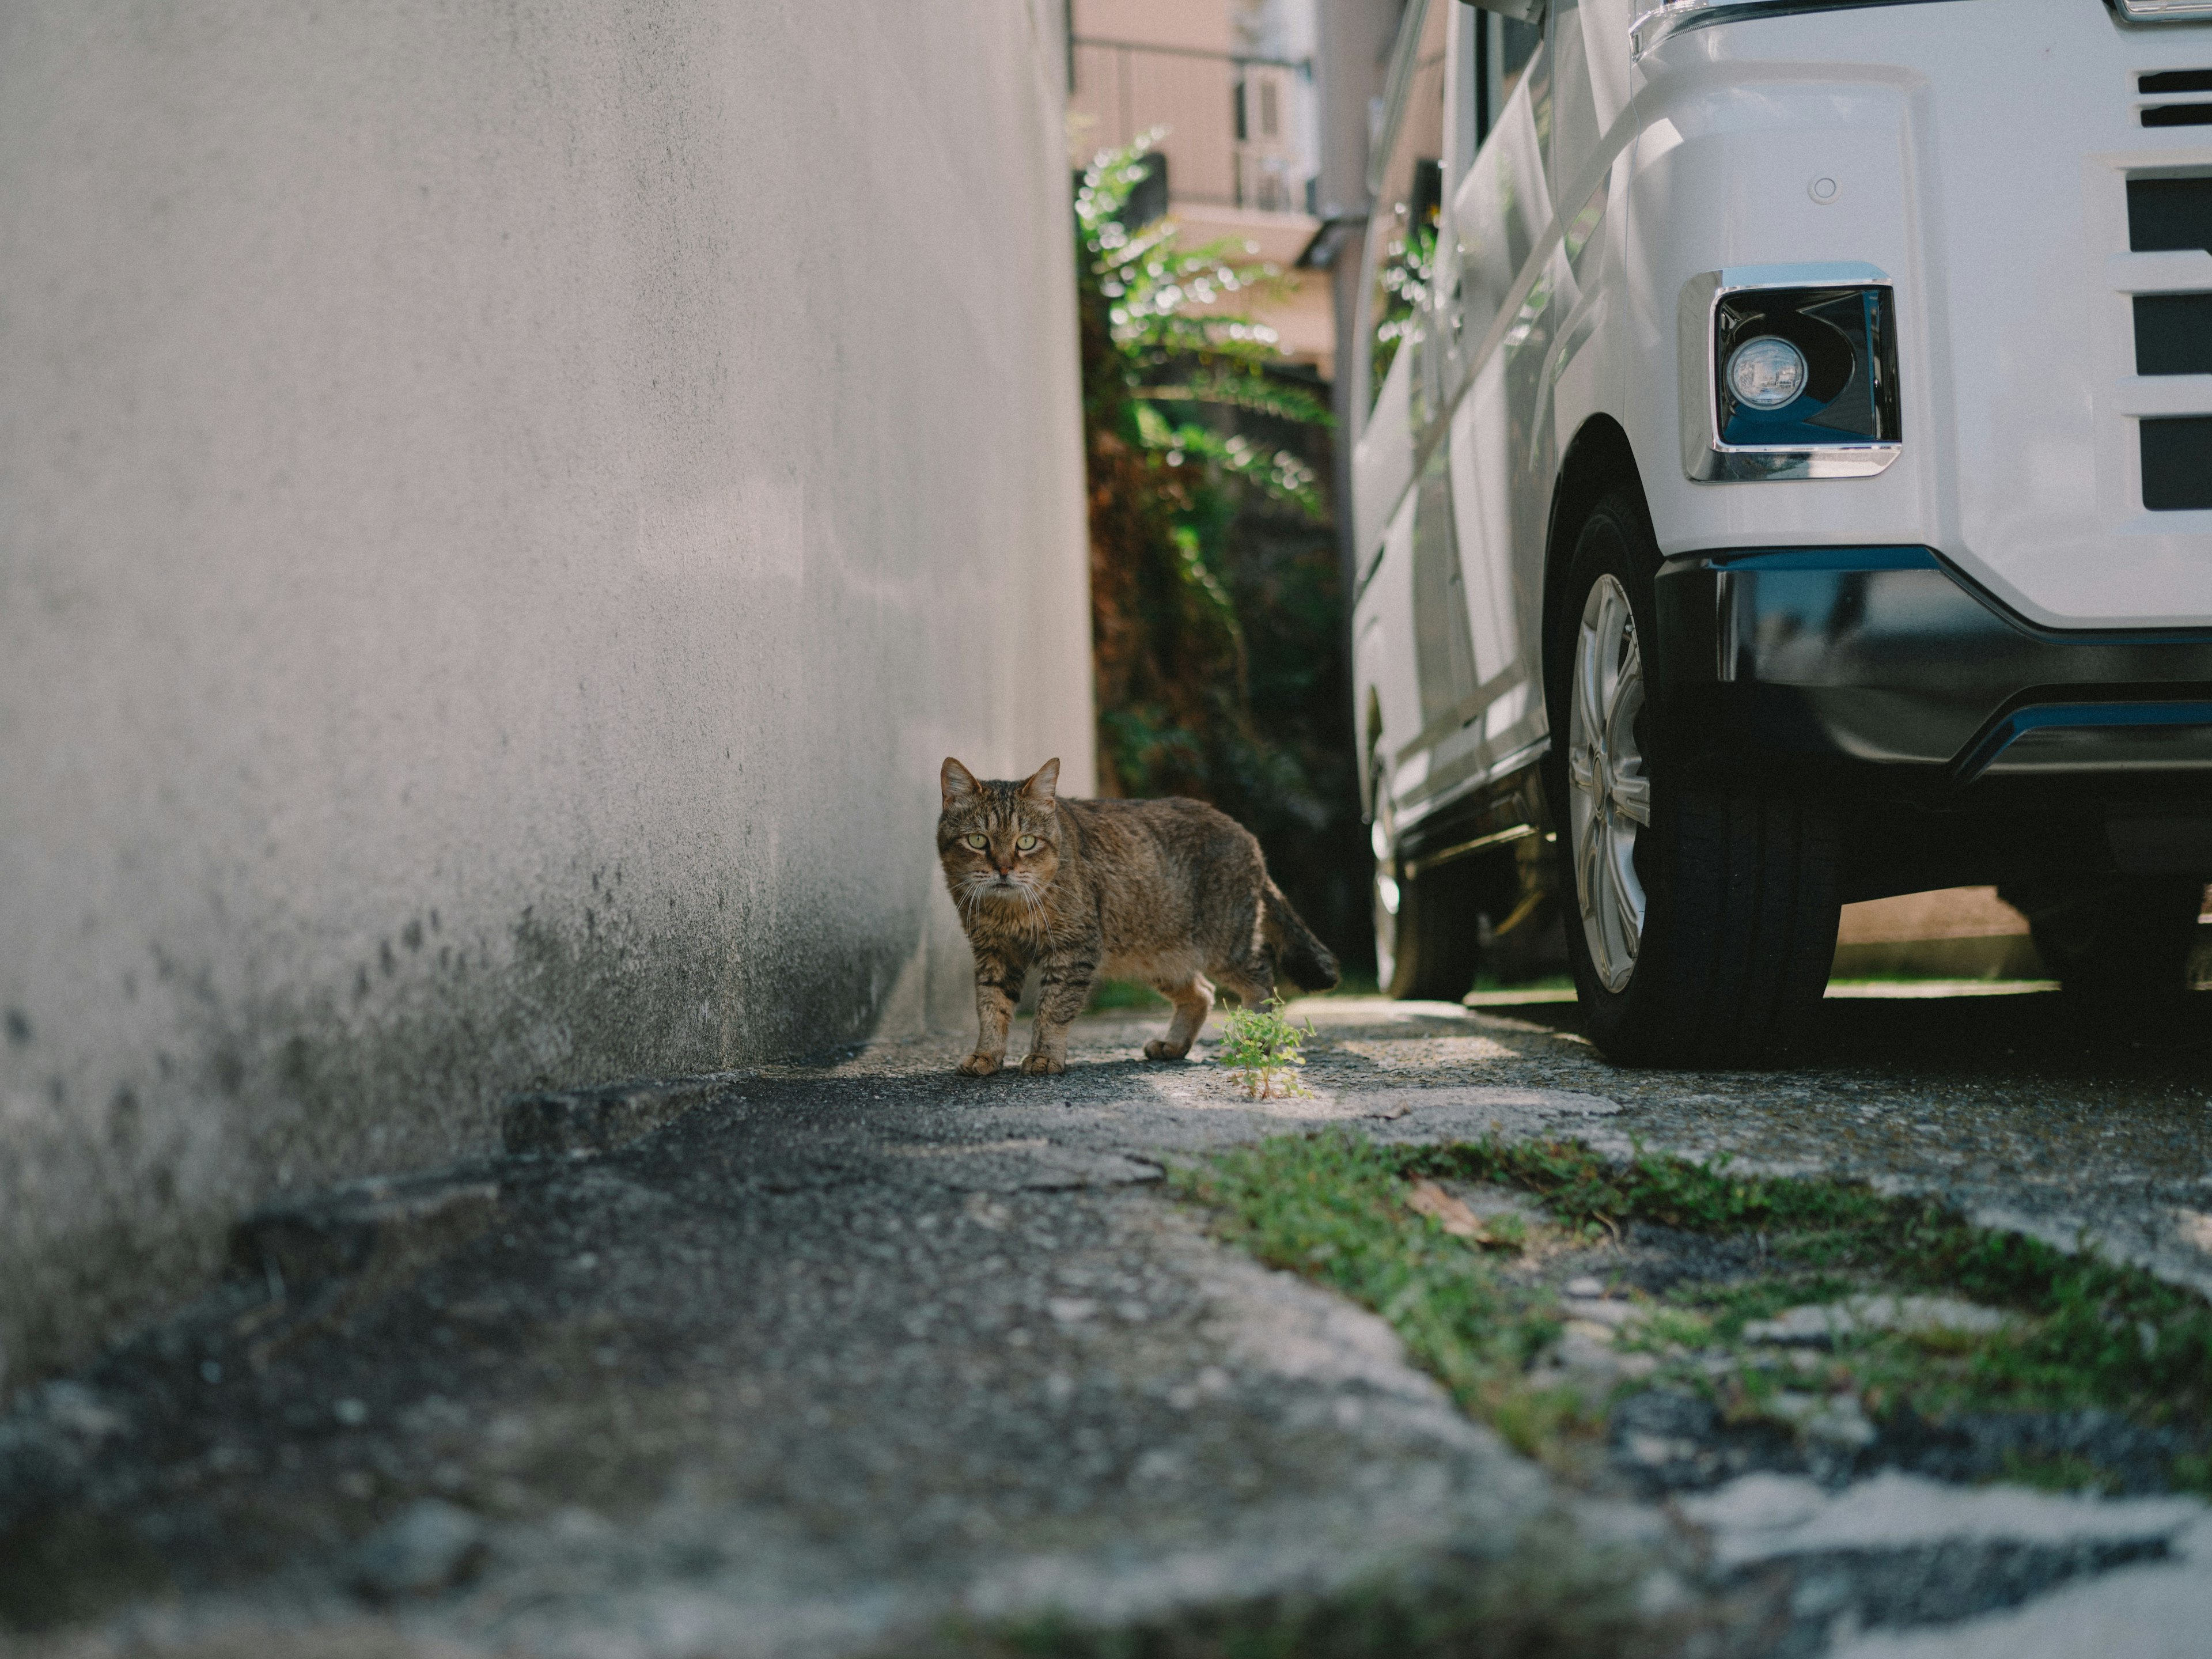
[1074,139,1368,969]
[1367,224,1435,406]
[1215,994,1314,1099]
[1075,138,1326,526]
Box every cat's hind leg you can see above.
[1145,975,1214,1061]
[1214,955,1278,1013]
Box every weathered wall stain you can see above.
[1,832,982,1388]
[0,0,1093,1393]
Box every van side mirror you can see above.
[1456,0,1546,19]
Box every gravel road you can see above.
[2,987,2206,1658]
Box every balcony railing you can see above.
[1071,37,1316,215]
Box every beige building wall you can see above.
[1070,0,1334,374]
[0,1,1093,1392]
[1071,0,1243,207]
[1074,0,1236,53]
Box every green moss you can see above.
[1173,1132,2212,1486]
[1998,1449,2122,1497]
[1169,1134,1600,1463]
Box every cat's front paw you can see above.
[1143,1039,1191,1062]
[957,1052,1003,1077]
[1018,1054,1066,1075]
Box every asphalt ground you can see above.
[3,987,2209,1658]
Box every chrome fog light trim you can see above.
[2115,0,2212,21]
[1679,265,1903,484]
[1631,0,1972,59]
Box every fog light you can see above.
[1726,336,1809,409]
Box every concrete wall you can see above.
[0,1,1094,1393]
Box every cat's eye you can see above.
[964,833,988,851]
[1016,835,1039,851]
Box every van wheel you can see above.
[1999,877,2205,1007]
[1372,762,1482,1001]
[1376,858,1483,1001]
[1545,491,1841,1066]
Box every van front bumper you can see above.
[1651,547,2212,812]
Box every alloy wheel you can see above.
[1370,764,1401,988]
[1567,574,1651,992]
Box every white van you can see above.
[1351,0,2212,1063]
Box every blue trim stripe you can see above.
[1705,546,1940,572]
[1954,700,2212,784]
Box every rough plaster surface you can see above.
[0,0,1093,1388]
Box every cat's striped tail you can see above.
[1262,879,1340,992]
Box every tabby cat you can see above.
[937,757,1339,1076]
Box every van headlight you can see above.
[1678,264,1902,483]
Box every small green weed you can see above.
[1216,994,1315,1100]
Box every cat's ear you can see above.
[1018,757,1061,804]
[941,757,980,807]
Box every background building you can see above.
[0,1,1094,1393]
[1069,0,1339,373]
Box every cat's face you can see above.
[938,757,1062,915]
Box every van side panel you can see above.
[1355,491,1424,803]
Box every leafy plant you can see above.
[1073,140,1369,965]
[1368,223,1435,406]
[1215,993,1315,1099]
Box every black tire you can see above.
[1377,856,1483,1001]
[1544,490,1842,1066]
[1999,876,2205,1007]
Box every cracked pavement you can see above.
[2,987,2209,1657]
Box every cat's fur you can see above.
[936,756,1339,1076]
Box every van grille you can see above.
[2142,70,2212,93]
[2127,176,2212,252]
[2136,294,2212,374]
[2142,418,2212,510]
[2127,179,2212,512]
[2139,70,2212,126]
